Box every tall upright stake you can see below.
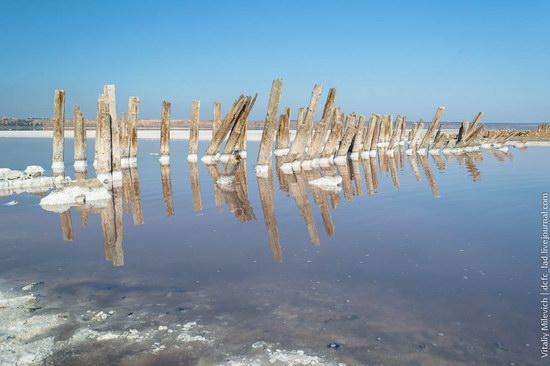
[256,79,284,175]
[51,90,65,176]
[73,105,87,172]
[160,101,171,165]
[188,100,200,161]
[128,97,140,167]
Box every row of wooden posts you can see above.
[50,80,515,181]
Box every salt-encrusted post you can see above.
[221,95,257,161]
[159,101,171,165]
[96,112,113,181]
[128,97,140,167]
[418,106,445,153]
[282,84,322,171]
[399,117,407,144]
[256,79,284,176]
[213,102,222,136]
[73,105,87,172]
[51,90,65,176]
[305,88,337,164]
[119,112,128,165]
[350,114,366,160]
[275,107,291,155]
[104,85,122,181]
[334,113,358,164]
[188,100,200,162]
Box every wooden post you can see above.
[96,112,113,181]
[52,90,65,176]
[399,117,407,144]
[334,113,358,163]
[418,107,445,152]
[256,79,284,175]
[119,111,128,164]
[306,88,336,160]
[203,96,247,161]
[282,84,323,170]
[213,102,222,137]
[104,85,122,180]
[73,105,87,172]
[350,114,366,160]
[160,101,171,165]
[320,109,344,164]
[188,100,200,161]
[275,107,291,154]
[387,116,402,150]
[128,96,140,167]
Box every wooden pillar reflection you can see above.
[362,157,375,196]
[161,164,174,216]
[432,154,447,172]
[407,152,423,182]
[389,153,400,192]
[336,162,354,202]
[112,185,124,266]
[399,144,405,170]
[130,168,144,225]
[60,210,73,241]
[74,170,90,226]
[257,168,282,262]
[188,162,203,213]
[321,164,342,209]
[290,172,320,246]
[418,154,440,198]
[464,154,481,182]
[122,168,132,213]
[350,160,363,197]
[101,196,116,263]
[275,155,289,193]
[305,169,335,237]
[205,163,223,207]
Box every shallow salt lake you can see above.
[0,138,548,365]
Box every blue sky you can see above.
[0,0,548,123]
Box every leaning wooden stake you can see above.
[73,105,87,172]
[282,84,323,171]
[51,90,65,176]
[159,101,171,165]
[221,95,257,160]
[203,96,247,162]
[334,113,358,164]
[320,109,344,164]
[305,88,337,163]
[188,100,200,161]
[418,107,445,153]
[256,79,284,175]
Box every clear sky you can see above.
[1,0,548,123]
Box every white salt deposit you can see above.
[309,175,342,192]
[201,155,217,164]
[24,165,45,177]
[350,152,359,160]
[429,149,440,155]
[255,165,269,177]
[40,180,111,211]
[274,148,289,156]
[187,154,198,163]
[73,160,87,171]
[280,163,294,174]
[333,156,347,165]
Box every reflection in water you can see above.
[189,162,202,213]
[160,165,174,216]
[60,210,74,241]
[257,166,282,262]
[47,145,518,265]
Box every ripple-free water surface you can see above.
[0,138,548,365]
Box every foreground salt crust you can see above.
[40,179,111,212]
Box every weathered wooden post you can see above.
[188,100,200,162]
[213,102,222,137]
[256,79,284,176]
[304,88,337,165]
[418,106,445,154]
[350,114,366,160]
[52,90,65,176]
[128,97,140,167]
[104,85,122,181]
[119,112,128,165]
[399,117,407,145]
[159,101,171,165]
[334,113,358,164]
[275,107,291,155]
[221,95,257,162]
[282,84,323,172]
[96,112,113,182]
[73,105,87,172]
